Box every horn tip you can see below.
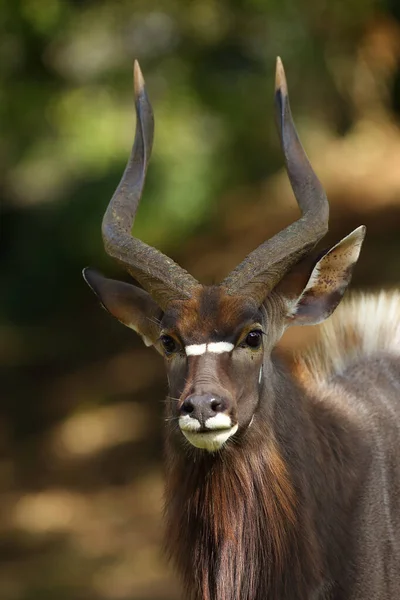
[275,56,288,96]
[134,60,145,96]
[83,267,108,297]
[82,266,90,282]
[82,266,97,288]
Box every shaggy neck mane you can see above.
[297,292,400,384]
[164,408,323,600]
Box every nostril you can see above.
[181,394,230,419]
[211,397,226,413]
[181,398,194,415]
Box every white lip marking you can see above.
[182,424,239,452]
[179,415,201,432]
[205,413,232,430]
[185,342,234,356]
[185,344,207,356]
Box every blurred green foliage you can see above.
[3,0,395,327]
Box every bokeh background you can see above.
[2,0,400,598]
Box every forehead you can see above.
[162,286,261,343]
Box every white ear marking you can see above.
[127,323,153,346]
[302,262,321,295]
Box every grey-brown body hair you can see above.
[300,292,400,597]
[336,355,400,598]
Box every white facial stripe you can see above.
[207,342,234,354]
[204,413,232,430]
[179,415,201,432]
[185,342,234,356]
[258,365,263,384]
[182,424,238,452]
[185,344,207,356]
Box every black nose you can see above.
[180,394,229,424]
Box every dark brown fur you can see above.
[165,287,260,344]
[164,351,368,600]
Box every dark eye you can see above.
[244,330,263,349]
[160,335,178,355]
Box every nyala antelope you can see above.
[83,58,400,599]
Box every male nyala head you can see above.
[84,59,365,452]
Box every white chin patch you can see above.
[181,424,238,452]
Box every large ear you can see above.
[83,268,162,350]
[277,226,366,326]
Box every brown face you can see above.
[86,223,365,455]
[158,287,265,452]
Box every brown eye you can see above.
[244,330,263,349]
[160,335,178,355]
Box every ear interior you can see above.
[83,268,162,348]
[285,226,366,326]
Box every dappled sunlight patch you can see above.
[13,489,88,534]
[50,402,149,460]
[70,474,165,559]
[6,475,175,598]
